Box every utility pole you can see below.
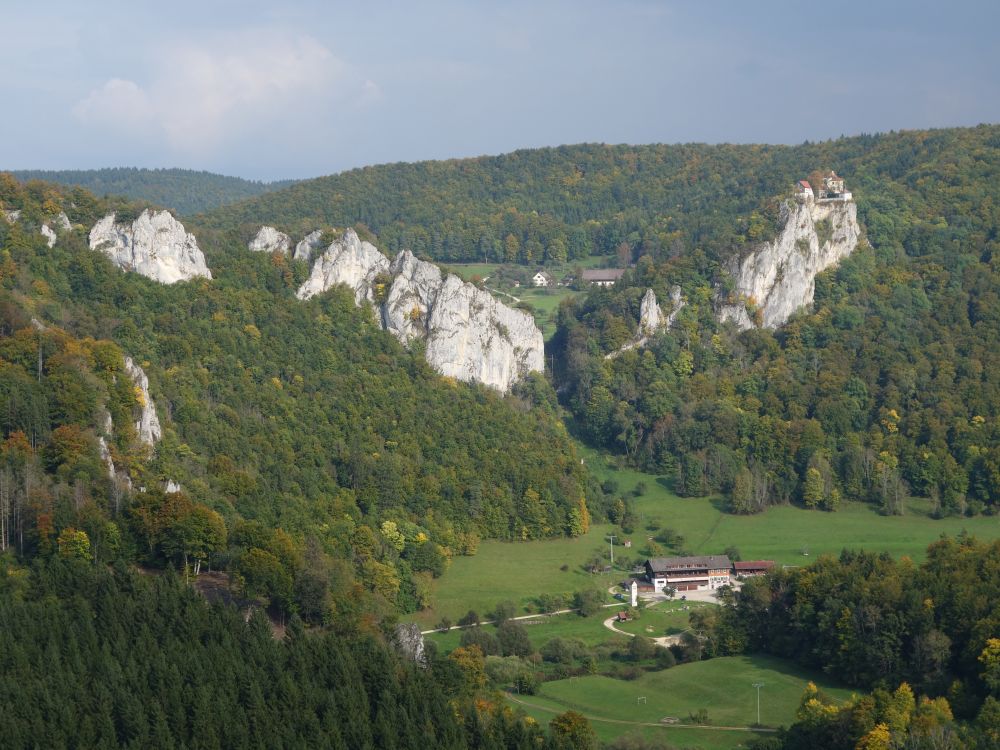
[608,534,616,570]
[752,682,764,726]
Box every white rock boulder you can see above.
[248,225,291,254]
[717,199,860,329]
[294,230,325,262]
[298,236,544,391]
[3,209,21,224]
[89,210,212,284]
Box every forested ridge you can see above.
[0,174,594,624]
[11,168,294,215]
[199,128,998,269]
[553,125,1000,521]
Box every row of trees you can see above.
[699,535,1000,748]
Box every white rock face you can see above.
[89,210,212,284]
[164,479,182,494]
[424,273,544,391]
[248,225,291,254]
[40,224,57,248]
[298,237,544,391]
[294,230,324,262]
[54,212,72,231]
[297,229,390,306]
[124,356,162,447]
[639,289,664,336]
[607,286,685,359]
[3,209,21,224]
[717,199,860,329]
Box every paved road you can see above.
[420,602,621,635]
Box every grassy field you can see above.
[426,608,629,652]
[413,442,999,627]
[410,521,621,627]
[579,443,1000,566]
[522,655,853,738]
[510,691,762,750]
[614,600,715,638]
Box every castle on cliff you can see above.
[795,171,853,202]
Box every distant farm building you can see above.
[733,560,775,578]
[795,180,814,201]
[581,268,626,287]
[532,270,554,287]
[644,555,732,592]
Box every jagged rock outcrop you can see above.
[40,224,57,248]
[38,212,72,248]
[3,209,20,224]
[607,286,685,359]
[297,232,544,391]
[639,289,663,335]
[248,225,291,254]
[164,479,182,493]
[717,199,859,329]
[297,229,390,306]
[89,210,212,284]
[294,230,324,262]
[391,623,427,666]
[124,356,162,447]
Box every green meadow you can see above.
[414,443,999,626]
[508,654,854,748]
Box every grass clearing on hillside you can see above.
[530,654,852,732]
[416,442,999,625]
[411,522,621,626]
[426,609,629,652]
[510,691,761,749]
[578,443,1000,566]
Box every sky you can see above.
[2,0,999,181]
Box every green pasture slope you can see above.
[510,655,853,749]
[415,443,999,626]
[426,608,629,653]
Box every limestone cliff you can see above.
[40,224,57,248]
[296,229,389,306]
[89,210,212,284]
[607,286,685,359]
[248,225,291,254]
[294,230,324,262]
[297,232,544,391]
[124,356,162,447]
[717,199,859,329]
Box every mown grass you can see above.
[613,600,715,638]
[425,608,629,652]
[525,654,853,734]
[415,442,1000,626]
[578,443,1000,566]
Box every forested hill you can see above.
[553,124,1000,523]
[11,167,295,215]
[0,173,592,622]
[198,126,1000,265]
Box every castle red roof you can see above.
[797,180,812,190]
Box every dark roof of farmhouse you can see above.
[646,555,731,570]
[581,268,626,281]
[734,560,775,570]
